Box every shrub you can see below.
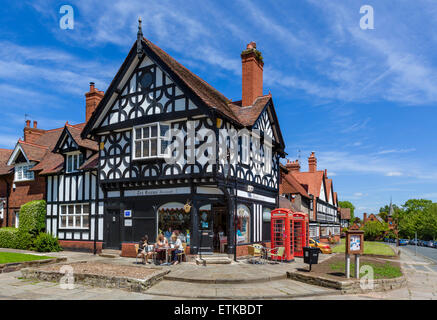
[0,227,18,248]
[33,232,62,252]
[19,200,46,234]
[14,229,34,250]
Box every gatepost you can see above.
[345,230,364,279]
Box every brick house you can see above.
[0,84,101,230]
[280,152,341,242]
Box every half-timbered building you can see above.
[80,23,286,255]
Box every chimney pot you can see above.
[308,152,317,173]
[85,83,104,123]
[25,120,30,128]
[241,42,264,107]
[33,121,37,128]
[286,159,300,172]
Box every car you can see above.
[309,238,332,254]
[399,239,409,246]
[410,239,418,246]
[433,241,437,248]
[427,241,435,248]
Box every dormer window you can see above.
[133,122,170,160]
[66,152,84,173]
[14,163,35,182]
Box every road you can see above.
[399,244,437,263]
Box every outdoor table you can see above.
[156,246,175,266]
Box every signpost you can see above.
[345,230,364,279]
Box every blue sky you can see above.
[0,0,436,218]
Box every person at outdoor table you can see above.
[155,233,168,264]
[143,235,154,264]
[170,234,184,265]
[138,236,147,264]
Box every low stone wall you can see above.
[287,271,407,294]
[0,257,67,274]
[21,263,170,293]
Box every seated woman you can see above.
[142,235,154,264]
[170,233,184,265]
[155,233,168,265]
[138,236,147,264]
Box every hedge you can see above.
[0,228,18,248]
[19,200,46,234]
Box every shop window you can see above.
[59,204,90,229]
[236,204,250,243]
[158,202,190,244]
[133,122,170,160]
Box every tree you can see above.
[363,220,389,241]
[339,201,355,221]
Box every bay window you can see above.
[59,203,90,229]
[133,122,170,160]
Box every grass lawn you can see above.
[0,252,54,264]
[329,260,402,279]
[332,239,395,256]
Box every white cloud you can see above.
[386,172,403,177]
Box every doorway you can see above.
[212,205,227,253]
[105,209,121,249]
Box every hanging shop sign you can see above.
[124,210,132,218]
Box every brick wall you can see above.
[59,240,103,253]
[0,174,46,227]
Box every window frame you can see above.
[65,152,84,174]
[59,203,90,230]
[132,122,171,160]
[14,162,35,182]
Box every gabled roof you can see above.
[340,208,351,220]
[325,178,332,201]
[53,124,98,153]
[32,123,98,175]
[0,149,13,176]
[280,172,310,198]
[83,36,285,151]
[291,170,325,199]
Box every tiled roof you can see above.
[325,178,332,201]
[291,171,325,198]
[19,141,50,162]
[0,149,13,175]
[229,95,272,127]
[280,172,310,198]
[79,153,98,170]
[340,208,351,220]
[31,123,98,175]
[66,125,99,151]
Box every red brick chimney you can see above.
[286,159,301,172]
[23,120,45,143]
[241,42,264,107]
[363,213,367,224]
[308,152,317,173]
[85,82,104,122]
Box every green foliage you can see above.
[363,220,389,241]
[338,201,355,220]
[14,230,34,250]
[33,233,62,252]
[0,228,18,248]
[19,200,46,234]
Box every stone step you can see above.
[99,249,121,258]
[195,256,233,265]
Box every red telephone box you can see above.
[270,209,309,261]
[291,212,309,257]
